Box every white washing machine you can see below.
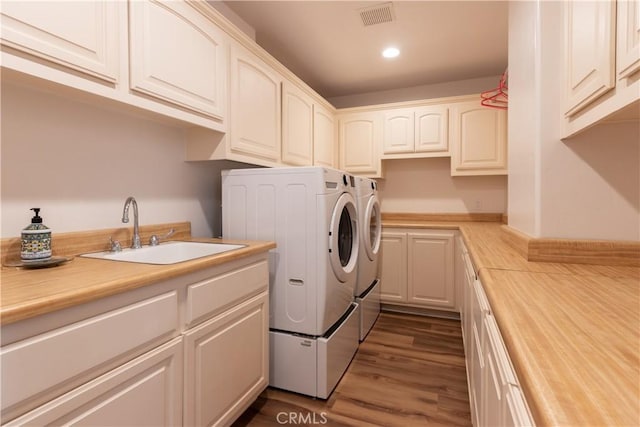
[222,166,360,399]
[354,177,382,341]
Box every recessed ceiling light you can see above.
[382,47,400,59]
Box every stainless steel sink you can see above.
[80,241,246,265]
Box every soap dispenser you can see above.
[21,208,52,261]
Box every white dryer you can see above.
[354,176,382,341]
[222,166,360,399]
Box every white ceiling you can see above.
[221,1,509,100]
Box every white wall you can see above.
[329,75,502,109]
[378,158,508,214]
[507,0,541,237]
[1,82,252,239]
[508,1,640,241]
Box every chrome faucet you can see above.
[122,196,142,249]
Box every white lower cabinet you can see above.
[379,231,408,302]
[183,292,268,427]
[458,238,535,427]
[0,253,270,426]
[379,228,456,311]
[5,337,183,426]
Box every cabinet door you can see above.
[470,280,488,427]
[383,108,414,154]
[414,105,449,153]
[282,81,313,166]
[0,1,119,83]
[450,101,507,176]
[339,112,382,176]
[617,0,640,79]
[455,236,466,326]
[379,232,407,303]
[184,292,268,427]
[407,231,455,310]
[504,385,535,427]
[129,0,226,120]
[230,44,282,161]
[6,338,183,426]
[314,103,336,167]
[564,0,616,116]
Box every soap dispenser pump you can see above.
[21,208,52,261]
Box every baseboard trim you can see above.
[501,225,640,267]
[381,303,461,321]
[382,212,504,222]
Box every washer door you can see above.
[363,195,381,262]
[329,192,359,283]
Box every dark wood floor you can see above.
[233,312,472,426]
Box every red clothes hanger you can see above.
[481,69,508,110]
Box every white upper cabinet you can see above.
[282,81,314,166]
[564,0,640,137]
[314,104,337,168]
[415,105,449,153]
[564,0,616,117]
[383,105,449,156]
[383,108,415,154]
[450,101,508,176]
[339,111,383,177]
[229,43,282,162]
[617,0,640,79]
[0,1,120,83]
[129,0,227,120]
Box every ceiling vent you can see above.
[359,2,395,26]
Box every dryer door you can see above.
[329,192,359,283]
[363,195,381,262]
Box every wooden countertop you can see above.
[383,219,640,426]
[1,237,275,325]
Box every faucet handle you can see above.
[149,228,175,246]
[109,237,122,252]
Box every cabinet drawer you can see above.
[5,337,183,426]
[1,291,178,419]
[186,260,269,327]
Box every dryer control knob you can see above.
[342,175,348,186]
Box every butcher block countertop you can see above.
[1,235,275,325]
[383,218,640,426]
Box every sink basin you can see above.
[80,241,246,265]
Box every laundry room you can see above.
[1,1,639,427]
